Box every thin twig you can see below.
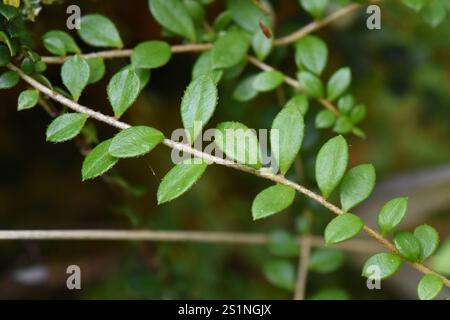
[7,63,450,288]
[294,236,311,300]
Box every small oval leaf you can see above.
[417,274,444,300]
[362,253,402,280]
[377,197,408,235]
[295,35,328,75]
[78,14,123,48]
[107,68,141,118]
[340,164,376,212]
[131,40,172,69]
[253,70,284,92]
[82,139,119,181]
[18,89,39,111]
[263,259,295,291]
[212,30,250,69]
[324,213,364,244]
[414,224,440,261]
[108,126,164,158]
[393,231,422,262]
[46,113,88,143]
[252,185,296,220]
[327,67,351,102]
[61,55,90,101]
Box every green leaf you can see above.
[362,253,402,280]
[271,104,304,175]
[309,248,345,273]
[315,135,348,198]
[393,232,422,262]
[0,70,19,89]
[181,75,218,144]
[192,51,223,84]
[263,259,295,291]
[253,71,284,92]
[252,185,295,220]
[297,71,324,98]
[215,121,262,168]
[309,288,350,300]
[0,3,19,20]
[46,113,88,143]
[157,160,208,204]
[422,0,447,27]
[108,126,164,158]
[131,41,172,69]
[107,68,141,117]
[350,104,366,124]
[213,10,232,32]
[285,94,309,116]
[87,57,106,84]
[42,30,80,56]
[315,110,336,129]
[252,29,272,61]
[401,0,426,11]
[61,55,90,101]
[0,44,11,66]
[226,0,269,33]
[337,95,354,114]
[78,14,123,48]
[267,230,299,258]
[324,213,363,244]
[211,30,250,69]
[149,0,196,42]
[18,89,39,111]
[340,164,376,212]
[414,224,439,261]
[183,0,205,23]
[327,67,351,102]
[299,0,329,19]
[418,274,444,300]
[295,36,328,75]
[82,139,119,181]
[233,74,258,102]
[333,116,353,134]
[377,197,408,235]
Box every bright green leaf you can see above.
[78,14,123,48]
[107,67,140,117]
[333,116,353,134]
[149,0,196,42]
[181,75,218,144]
[337,95,354,114]
[87,57,106,84]
[285,94,309,115]
[315,110,336,129]
[108,126,164,158]
[0,70,19,89]
[252,185,296,220]
[418,274,444,300]
[350,104,366,124]
[192,51,223,84]
[340,164,376,212]
[327,67,351,102]
[362,253,402,280]
[377,197,408,235]
[271,104,304,175]
[233,74,258,102]
[252,29,272,61]
[324,213,363,244]
[131,41,172,69]
[157,160,208,204]
[18,89,39,111]
[43,30,80,56]
[82,139,119,181]
[315,135,348,198]
[295,36,328,75]
[46,113,88,143]
[211,30,250,69]
[226,0,269,33]
[61,55,90,101]
[215,121,262,168]
[414,224,439,261]
[297,71,324,98]
[393,231,422,262]
[253,70,284,92]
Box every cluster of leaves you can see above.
[2,0,448,299]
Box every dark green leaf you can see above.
[340,164,376,211]
[78,14,123,48]
[43,30,80,56]
[324,213,364,244]
[252,185,296,220]
[87,57,106,84]
[181,75,218,144]
[82,139,119,181]
[267,230,299,257]
[350,104,366,124]
[233,75,258,102]
[226,0,269,33]
[315,135,348,198]
[149,0,196,41]
[263,259,295,291]
[46,113,88,143]
[108,126,164,158]
[0,3,19,20]
[377,197,408,235]
[192,51,223,84]
[0,44,11,66]
[299,0,329,19]
[422,0,447,27]
[0,70,19,89]
[213,10,232,32]
[131,41,172,69]
[362,253,402,280]
[309,248,345,273]
[271,104,304,175]
[157,160,208,204]
[401,0,426,11]
[393,232,422,262]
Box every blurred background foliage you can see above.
[0,0,449,299]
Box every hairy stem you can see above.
[8,63,450,288]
